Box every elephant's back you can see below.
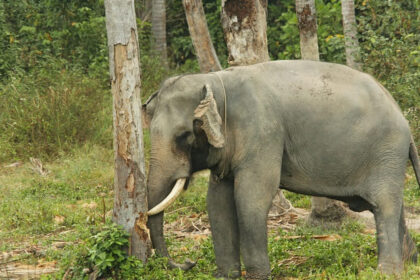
[228,60,410,189]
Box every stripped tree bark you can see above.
[296,0,348,225]
[342,0,362,70]
[221,0,293,215]
[152,0,168,66]
[104,0,151,261]
[221,0,270,66]
[183,0,222,72]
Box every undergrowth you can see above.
[0,147,419,279]
[0,65,112,162]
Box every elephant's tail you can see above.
[409,135,420,187]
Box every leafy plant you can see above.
[87,223,143,278]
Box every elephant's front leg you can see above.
[234,165,281,280]
[207,174,241,279]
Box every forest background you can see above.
[0,0,419,279]
[0,0,418,160]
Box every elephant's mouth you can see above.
[148,177,189,216]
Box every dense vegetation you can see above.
[0,0,418,161]
[0,0,419,279]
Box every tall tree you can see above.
[221,0,293,215]
[295,0,319,60]
[296,0,347,225]
[221,0,270,66]
[183,0,222,73]
[104,0,151,261]
[342,0,362,70]
[137,0,152,22]
[152,0,168,66]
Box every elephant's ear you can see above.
[193,84,225,148]
[142,91,158,129]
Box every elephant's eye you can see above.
[175,131,194,149]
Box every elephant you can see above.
[142,60,420,279]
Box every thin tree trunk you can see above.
[221,0,270,66]
[105,0,151,261]
[295,0,319,60]
[342,0,362,70]
[221,0,293,215]
[183,0,222,72]
[152,0,168,66]
[137,0,152,22]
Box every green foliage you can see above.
[0,0,107,80]
[0,63,112,161]
[283,190,312,209]
[165,0,227,68]
[1,0,418,161]
[267,0,345,62]
[267,0,301,60]
[357,0,419,108]
[87,224,144,278]
[356,0,420,143]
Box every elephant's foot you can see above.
[244,271,270,280]
[168,258,196,270]
[213,270,241,279]
[377,261,403,275]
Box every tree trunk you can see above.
[295,0,319,60]
[152,0,168,66]
[183,0,222,73]
[221,0,270,66]
[221,0,293,215]
[342,0,362,70]
[105,0,151,261]
[137,0,152,22]
[296,0,348,225]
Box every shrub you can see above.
[0,60,112,161]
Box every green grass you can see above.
[0,145,113,249]
[0,145,419,279]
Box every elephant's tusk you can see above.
[147,178,186,216]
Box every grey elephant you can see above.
[142,60,420,279]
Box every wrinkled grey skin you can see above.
[143,60,419,279]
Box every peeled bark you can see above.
[105,0,151,261]
[221,0,270,66]
[152,0,168,66]
[183,0,222,72]
[342,0,362,70]
[296,0,319,60]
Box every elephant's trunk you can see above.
[146,157,195,270]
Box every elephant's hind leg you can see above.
[367,162,410,274]
[207,174,241,279]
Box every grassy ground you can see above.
[0,145,419,279]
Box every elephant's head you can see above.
[142,76,225,269]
